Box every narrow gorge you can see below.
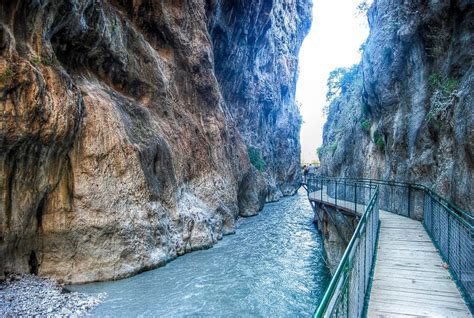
[0,0,311,283]
[1,0,473,316]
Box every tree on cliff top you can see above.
[325,64,359,107]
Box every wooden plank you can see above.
[371,283,464,297]
[370,286,468,304]
[371,286,468,302]
[375,265,451,275]
[369,296,469,311]
[368,300,470,318]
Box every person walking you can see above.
[303,165,309,183]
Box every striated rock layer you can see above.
[319,0,473,212]
[0,1,311,283]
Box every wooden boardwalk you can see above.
[308,189,472,317]
[308,189,366,216]
[368,211,471,317]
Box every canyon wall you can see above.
[312,203,356,273]
[0,0,311,283]
[209,1,310,201]
[319,0,473,212]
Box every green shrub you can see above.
[428,73,440,88]
[426,73,460,122]
[442,78,459,95]
[356,0,370,15]
[41,56,59,66]
[0,67,15,81]
[29,55,57,67]
[374,133,385,151]
[42,57,53,66]
[428,73,459,94]
[31,56,41,66]
[248,147,266,172]
[111,20,118,33]
[360,118,371,132]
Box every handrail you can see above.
[307,174,473,225]
[310,178,379,317]
[314,187,379,317]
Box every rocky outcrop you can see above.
[319,0,473,212]
[0,1,311,283]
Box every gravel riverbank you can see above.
[0,274,104,317]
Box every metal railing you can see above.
[306,175,474,316]
[308,178,380,317]
[423,190,473,311]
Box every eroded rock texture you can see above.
[319,0,473,212]
[0,0,311,283]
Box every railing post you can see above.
[321,179,323,202]
[430,196,434,238]
[391,183,394,214]
[369,180,372,200]
[408,184,411,219]
[447,213,450,264]
[457,221,461,282]
[344,179,347,202]
[346,280,349,317]
[354,183,357,214]
[363,227,367,294]
[437,200,440,242]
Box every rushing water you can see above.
[69,190,330,317]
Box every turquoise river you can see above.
[69,189,330,317]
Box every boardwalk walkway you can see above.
[308,189,366,216]
[368,211,470,317]
[309,187,471,317]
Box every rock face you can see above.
[0,1,311,283]
[312,204,356,273]
[209,1,310,201]
[319,0,473,212]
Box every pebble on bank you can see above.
[0,274,104,316]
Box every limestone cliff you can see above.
[209,1,310,201]
[0,0,311,283]
[319,0,473,212]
